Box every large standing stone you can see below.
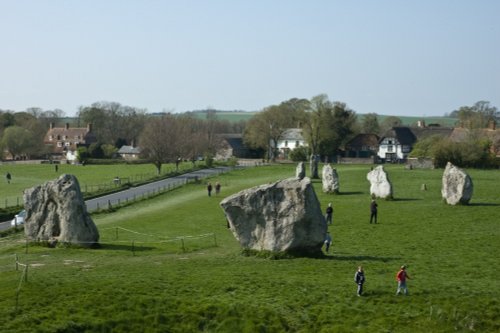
[322,164,339,194]
[441,162,473,205]
[23,174,99,247]
[367,166,393,199]
[296,162,306,180]
[220,177,326,254]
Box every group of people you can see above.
[354,265,411,296]
[207,182,221,196]
[323,198,379,226]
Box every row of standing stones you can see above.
[19,162,472,253]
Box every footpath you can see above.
[0,166,235,231]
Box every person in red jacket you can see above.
[396,265,411,295]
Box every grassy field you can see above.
[0,162,200,209]
[0,164,499,332]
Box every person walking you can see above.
[396,265,411,295]
[215,182,221,195]
[370,199,378,224]
[207,182,213,197]
[325,202,333,225]
[354,266,365,296]
[6,172,11,184]
[324,232,332,253]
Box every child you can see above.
[354,266,365,296]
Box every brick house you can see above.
[44,123,97,161]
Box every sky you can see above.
[1,0,499,117]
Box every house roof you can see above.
[380,127,417,145]
[118,145,141,154]
[280,128,304,141]
[410,127,454,140]
[346,133,379,148]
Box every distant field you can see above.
[0,162,197,208]
[0,164,498,332]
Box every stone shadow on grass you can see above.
[338,191,364,196]
[392,198,421,202]
[468,202,500,207]
[98,243,155,252]
[324,254,400,262]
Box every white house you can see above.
[377,127,416,161]
[272,128,308,160]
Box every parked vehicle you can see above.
[10,210,26,227]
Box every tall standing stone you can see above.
[441,162,473,205]
[322,164,340,194]
[367,166,393,199]
[220,177,326,255]
[296,162,306,180]
[23,174,99,247]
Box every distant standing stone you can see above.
[367,166,393,199]
[296,162,306,180]
[441,162,473,205]
[322,164,339,194]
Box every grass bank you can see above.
[0,164,498,332]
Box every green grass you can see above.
[0,164,499,332]
[0,162,200,209]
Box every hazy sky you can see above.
[1,0,499,117]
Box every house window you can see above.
[65,142,71,147]
[57,142,63,147]
[75,135,80,140]
[387,145,393,152]
[63,135,68,140]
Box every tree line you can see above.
[1,98,498,170]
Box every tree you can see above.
[380,116,403,134]
[361,113,380,134]
[0,126,36,159]
[243,98,308,161]
[454,101,499,129]
[139,114,193,174]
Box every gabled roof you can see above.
[410,127,454,140]
[346,133,379,148]
[380,127,416,145]
[118,145,141,154]
[280,128,304,141]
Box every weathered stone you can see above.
[322,164,339,194]
[220,177,326,254]
[296,162,306,180]
[441,162,473,205]
[367,166,393,199]
[23,174,99,247]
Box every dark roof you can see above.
[381,127,417,145]
[118,145,141,154]
[410,127,454,140]
[346,133,379,148]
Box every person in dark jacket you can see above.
[370,199,378,224]
[354,266,365,296]
[207,182,213,196]
[325,202,333,225]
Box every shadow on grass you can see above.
[338,191,364,196]
[392,198,421,202]
[324,254,400,262]
[468,202,500,207]
[98,243,155,252]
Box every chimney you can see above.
[87,123,92,132]
[65,123,70,130]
